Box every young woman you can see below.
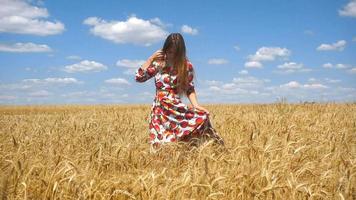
[135,33,224,149]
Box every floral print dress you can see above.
[135,60,222,147]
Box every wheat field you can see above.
[0,103,355,199]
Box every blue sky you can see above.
[0,0,355,105]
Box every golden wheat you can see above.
[0,103,355,199]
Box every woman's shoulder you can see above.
[185,59,193,71]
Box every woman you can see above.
[135,33,224,149]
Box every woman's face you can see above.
[165,47,176,61]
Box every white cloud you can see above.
[0,0,65,36]
[83,16,168,46]
[322,63,352,69]
[276,62,311,73]
[0,42,51,52]
[308,78,317,83]
[248,47,290,62]
[181,25,198,35]
[245,61,262,68]
[353,36,356,42]
[116,59,145,75]
[339,0,356,17]
[280,81,328,89]
[308,77,341,84]
[304,83,328,89]
[63,60,107,73]
[0,95,17,100]
[280,81,301,89]
[245,47,290,68]
[207,58,229,65]
[348,67,356,74]
[278,62,303,70]
[232,76,269,88]
[199,75,269,100]
[233,45,241,51]
[304,30,315,36]
[149,17,170,28]
[203,80,223,86]
[323,63,333,68]
[238,70,248,75]
[222,83,235,90]
[23,77,81,85]
[105,78,131,85]
[116,59,145,69]
[28,90,51,97]
[60,90,129,101]
[66,55,82,60]
[335,64,350,69]
[317,40,346,51]
[324,78,341,83]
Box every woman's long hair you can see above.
[162,33,193,97]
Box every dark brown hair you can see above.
[162,33,192,97]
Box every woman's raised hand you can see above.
[150,49,165,61]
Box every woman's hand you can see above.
[192,104,210,115]
[150,49,165,61]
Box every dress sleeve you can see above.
[186,61,195,96]
[135,61,161,82]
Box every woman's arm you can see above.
[187,91,210,114]
[185,61,209,114]
[142,50,164,69]
[135,50,164,82]
[140,57,154,70]
[188,91,199,107]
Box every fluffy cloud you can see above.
[245,47,290,68]
[275,62,311,73]
[22,77,81,85]
[335,64,350,69]
[324,78,341,83]
[317,40,346,51]
[63,60,107,73]
[116,59,145,75]
[304,30,315,36]
[83,16,168,46]
[66,55,82,60]
[322,63,351,69]
[308,78,341,84]
[0,95,17,101]
[232,76,270,88]
[0,0,65,35]
[339,0,356,17]
[0,77,81,92]
[104,78,131,85]
[0,42,52,52]
[323,63,333,68]
[280,81,328,89]
[349,68,356,74]
[233,45,241,51]
[238,70,248,75]
[203,76,269,96]
[280,81,301,89]
[245,61,263,68]
[181,25,198,35]
[28,90,51,97]
[61,90,129,100]
[203,80,223,86]
[207,58,229,65]
[197,75,272,103]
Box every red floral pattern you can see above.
[135,60,216,146]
